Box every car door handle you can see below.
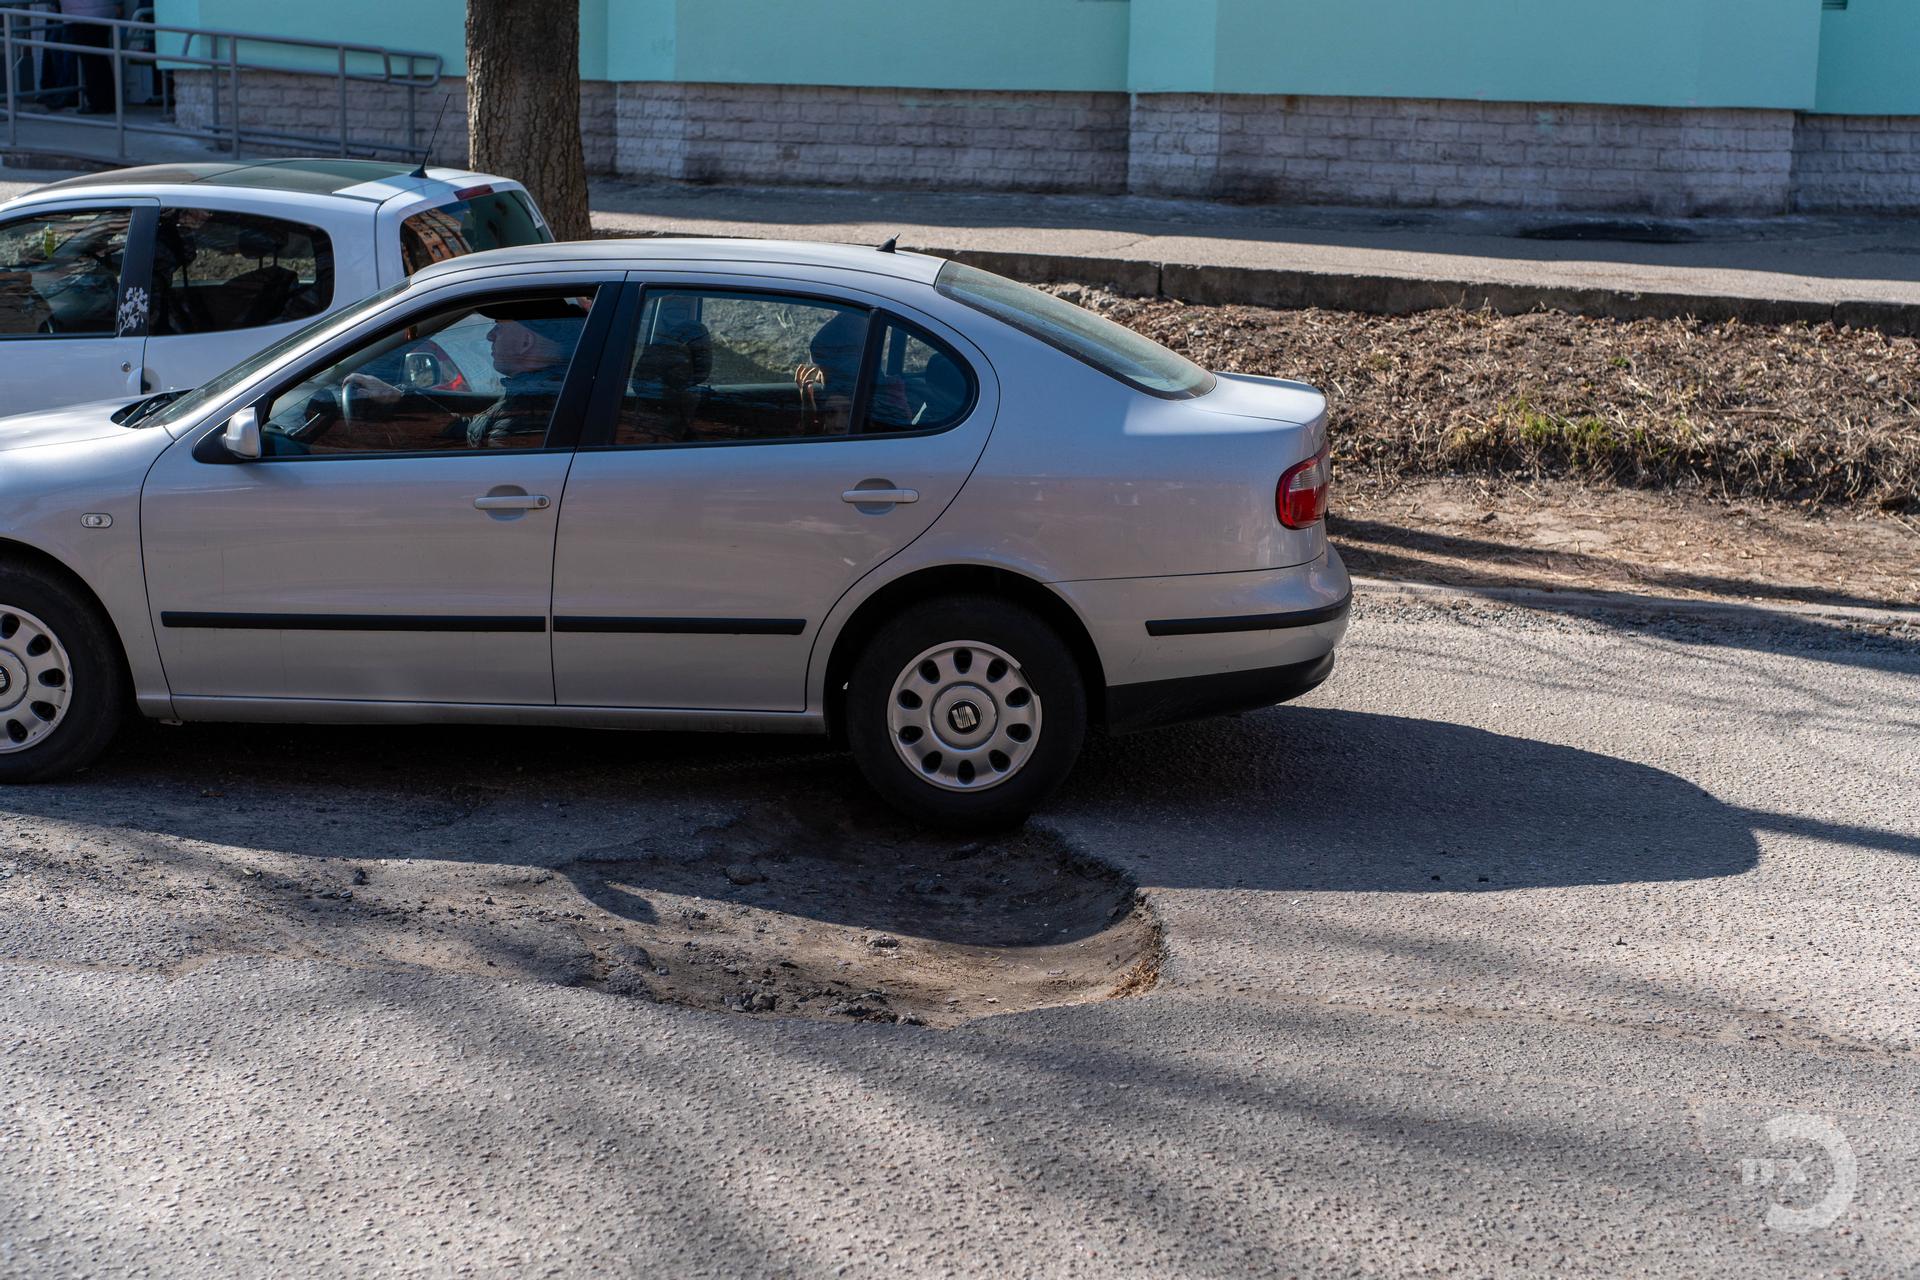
[841,487,919,505]
[474,494,551,511]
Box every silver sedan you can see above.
[0,240,1349,826]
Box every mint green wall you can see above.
[154,1,1918,116]
[1127,0,1214,94]
[1815,0,1920,115]
[604,0,677,83]
[1133,0,1822,108]
[155,0,469,73]
[605,0,1131,92]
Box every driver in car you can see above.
[341,298,585,448]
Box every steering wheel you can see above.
[287,388,343,443]
[339,377,363,426]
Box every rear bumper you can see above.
[1106,649,1338,734]
[1054,546,1351,733]
[1056,539,1350,666]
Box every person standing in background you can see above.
[59,0,121,115]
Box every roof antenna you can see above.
[877,235,898,254]
[410,95,452,179]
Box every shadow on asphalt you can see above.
[1060,708,1775,891]
[6,704,1866,911]
[1332,517,1915,615]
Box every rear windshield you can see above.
[934,261,1214,399]
[399,189,552,275]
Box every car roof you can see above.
[30,158,494,203]
[413,237,949,287]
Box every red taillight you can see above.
[453,184,495,200]
[1277,447,1330,529]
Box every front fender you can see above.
[0,428,175,716]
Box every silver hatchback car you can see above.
[0,240,1349,826]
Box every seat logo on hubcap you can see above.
[948,702,980,733]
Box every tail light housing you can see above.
[1277,446,1330,529]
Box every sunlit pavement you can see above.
[2,591,1916,1277]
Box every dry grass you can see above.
[1057,288,1920,511]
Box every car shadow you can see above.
[5,706,1780,919]
[1055,707,1773,893]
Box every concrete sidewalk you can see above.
[589,180,1920,330]
[7,162,1918,329]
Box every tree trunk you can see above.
[465,0,591,241]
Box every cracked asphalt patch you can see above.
[0,739,1158,1028]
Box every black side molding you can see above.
[1145,592,1352,638]
[553,617,806,636]
[1106,652,1336,735]
[161,612,547,633]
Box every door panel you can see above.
[551,278,998,712]
[142,450,575,703]
[0,201,152,412]
[139,273,616,706]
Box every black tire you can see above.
[845,595,1086,831]
[0,562,126,783]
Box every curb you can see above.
[0,150,108,173]
[932,246,1920,337]
[610,227,1920,336]
[1348,575,1920,629]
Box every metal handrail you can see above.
[1,7,444,163]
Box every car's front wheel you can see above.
[846,596,1086,829]
[0,563,125,783]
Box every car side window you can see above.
[256,288,597,457]
[149,208,335,336]
[399,191,550,275]
[613,289,871,446]
[864,318,975,433]
[0,208,131,338]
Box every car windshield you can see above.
[143,280,410,432]
[934,261,1214,399]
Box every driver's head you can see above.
[487,317,569,377]
[481,297,590,378]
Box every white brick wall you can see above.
[172,72,617,173]
[166,75,1920,214]
[1791,115,1920,212]
[615,82,1131,193]
[1131,94,1800,216]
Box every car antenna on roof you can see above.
[877,235,898,253]
[410,95,453,180]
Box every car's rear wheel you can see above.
[0,564,124,783]
[846,596,1086,830]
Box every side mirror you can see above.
[221,407,262,461]
[402,350,443,390]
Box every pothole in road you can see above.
[7,789,1161,1029]
[558,802,1163,1027]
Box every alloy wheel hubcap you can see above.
[887,640,1041,792]
[0,606,73,753]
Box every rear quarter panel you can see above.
[893,299,1330,582]
[804,281,1340,710]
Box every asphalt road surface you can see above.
[3,591,1917,1278]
